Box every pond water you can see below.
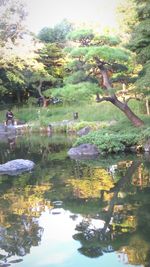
[0,133,150,267]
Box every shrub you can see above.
[74,129,142,153]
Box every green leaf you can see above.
[86,46,130,63]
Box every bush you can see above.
[74,128,142,153]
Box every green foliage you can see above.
[51,82,102,104]
[129,19,150,64]
[70,47,89,58]
[67,29,94,45]
[117,0,138,34]
[135,62,150,93]
[93,35,121,46]
[38,19,73,43]
[64,70,87,84]
[67,120,108,133]
[0,85,8,94]
[127,0,150,98]
[74,130,140,153]
[14,107,39,122]
[85,46,130,63]
[66,59,85,71]
[61,29,134,116]
[74,117,150,153]
[32,42,67,93]
[0,0,43,103]
[140,126,150,140]
[6,71,24,85]
[38,27,56,43]
[26,97,37,106]
[25,69,56,99]
[69,45,130,64]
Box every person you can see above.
[6,109,14,126]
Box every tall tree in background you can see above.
[38,19,73,44]
[0,0,27,103]
[0,0,42,103]
[24,43,66,106]
[128,0,150,115]
[32,20,73,104]
[52,29,144,127]
[118,0,150,115]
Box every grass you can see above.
[0,99,148,129]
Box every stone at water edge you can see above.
[68,143,100,157]
[77,126,91,137]
[0,159,35,175]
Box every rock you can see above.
[0,159,35,176]
[0,123,16,136]
[77,126,91,137]
[144,139,150,152]
[68,143,100,159]
[128,146,137,153]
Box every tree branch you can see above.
[37,79,44,97]
[96,95,114,103]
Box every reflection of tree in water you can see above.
[73,220,113,258]
[71,160,150,266]
[78,246,103,258]
[67,168,114,198]
[0,184,52,264]
[0,214,43,259]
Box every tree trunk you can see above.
[146,98,150,115]
[37,79,47,107]
[37,79,44,97]
[99,67,144,127]
[16,90,21,103]
[111,95,144,127]
[101,160,140,235]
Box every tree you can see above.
[38,19,73,44]
[24,42,67,106]
[117,0,138,39]
[33,19,73,104]
[52,29,144,127]
[0,0,43,103]
[127,0,150,115]
[0,0,29,64]
[38,43,66,87]
[0,0,27,102]
[118,0,150,115]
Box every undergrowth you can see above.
[74,121,150,153]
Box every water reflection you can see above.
[0,134,150,267]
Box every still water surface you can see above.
[0,134,150,267]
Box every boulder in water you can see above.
[0,159,35,176]
[68,143,100,159]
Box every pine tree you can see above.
[52,29,144,126]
